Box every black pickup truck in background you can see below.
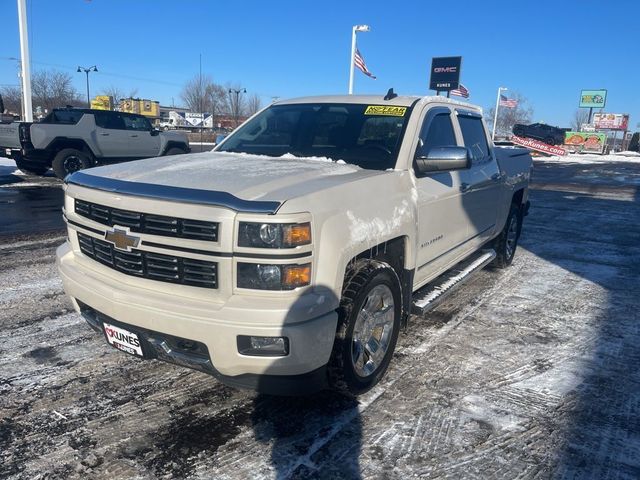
[512,123,569,145]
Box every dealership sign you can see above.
[429,56,462,91]
[593,113,629,131]
[511,135,567,156]
[564,131,607,154]
[579,89,607,108]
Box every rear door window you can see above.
[94,112,126,130]
[458,115,490,164]
[123,115,151,131]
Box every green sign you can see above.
[564,131,607,153]
[579,89,607,108]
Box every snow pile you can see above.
[537,153,640,164]
[0,156,20,175]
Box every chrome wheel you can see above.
[505,215,518,259]
[351,284,395,378]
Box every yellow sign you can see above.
[364,105,407,116]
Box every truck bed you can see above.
[0,122,21,150]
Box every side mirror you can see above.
[150,128,160,136]
[415,146,471,174]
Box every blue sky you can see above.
[2,0,639,127]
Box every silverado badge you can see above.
[104,227,140,251]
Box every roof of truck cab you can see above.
[275,94,481,111]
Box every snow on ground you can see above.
[1,158,639,478]
[0,156,20,176]
[541,152,640,164]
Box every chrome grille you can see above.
[74,199,218,242]
[77,232,217,289]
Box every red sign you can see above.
[593,113,629,131]
[511,135,567,156]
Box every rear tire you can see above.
[15,159,48,176]
[492,203,522,269]
[164,147,186,156]
[52,148,94,179]
[545,137,555,145]
[328,260,402,397]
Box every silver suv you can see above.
[1,108,190,178]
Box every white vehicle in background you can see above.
[57,94,532,396]
[0,108,190,178]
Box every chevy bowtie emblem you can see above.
[104,227,140,251]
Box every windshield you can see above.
[217,103,411,170]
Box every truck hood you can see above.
[75,151,383,206]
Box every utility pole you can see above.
[77,66,98,108]
[16,0,33,121]
[228,88,246,127]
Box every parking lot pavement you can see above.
[1,158,639,479]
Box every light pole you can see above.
[348,24,370,95]
[228,88,246,127]
[77,65,98,108]
[16,0,33,121]
[492,87,507,141]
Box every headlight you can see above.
[238,222,311,248]
[237,263,311,290]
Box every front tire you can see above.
[52,148,94,179]
[328,260,402,396]
[492,203,522,268]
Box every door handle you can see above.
[100,133,109,136]
[130,134,138,138]
[460,182,471,192]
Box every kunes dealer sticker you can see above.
[364,105,407,116]
[103,322,143,357]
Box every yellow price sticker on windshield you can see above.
[364,105,407,116]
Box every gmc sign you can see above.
[429,56,462,91]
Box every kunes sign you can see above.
[429,57,462,91]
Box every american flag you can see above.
[450,84,469,98]
[354,48,376,79]
[499,94,518,108]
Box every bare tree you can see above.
[181,74,217,113]
[31,69,81,112]
[100,85,124,104]
[0,86,22,115]
[485,92,534,139]
[245,93,262,116]
[571,109,590,131]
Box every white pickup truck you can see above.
[57,94,532,396]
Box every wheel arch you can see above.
[162,140,189,155]
[46,137,96,159]
[342,236,414,325]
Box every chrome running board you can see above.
[412,249,496,315]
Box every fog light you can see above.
[237,335,289,356]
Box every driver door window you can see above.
[415,113,458,161]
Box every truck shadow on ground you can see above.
[249,286,364,479]
[521,173,640,477]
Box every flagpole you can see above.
[492,87,506,141]
[348,26,357,95]
[348,25,370,95]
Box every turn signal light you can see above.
[283,223,312,246]
[283,264,311,289]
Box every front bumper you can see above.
[57,242,338,391]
